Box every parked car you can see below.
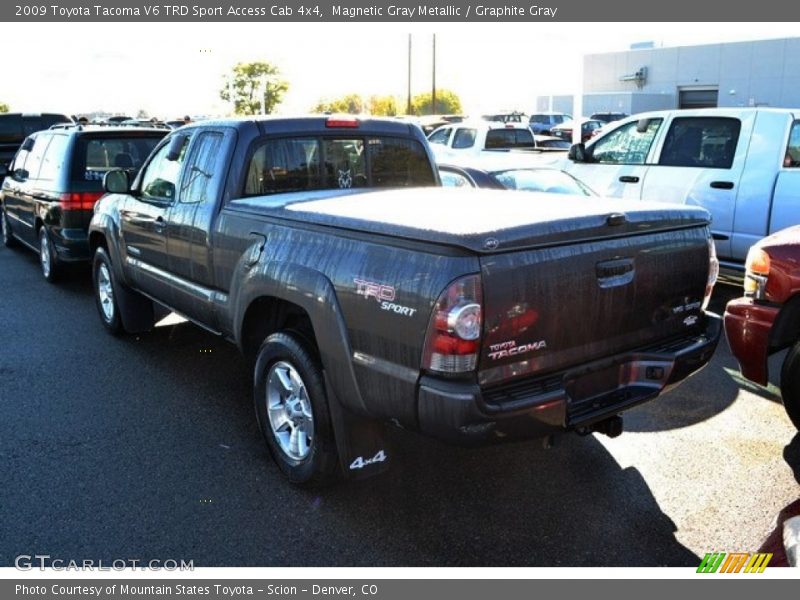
[428,120,562,162]
[564,108,800,280]
[106,115,133,125]
[416,114,465,136]
[438,160,595,196]
[88,115,720,485]
[0,112,73,180]
[590,112,629,124]
[724,225,800,430]
[529,112,572,135]
[481,111,527,123]
[551,118,605,143]
[534,135,572,149]
[0,125,166,281]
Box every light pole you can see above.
[431,34,436,115]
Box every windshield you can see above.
[490,169,594,196]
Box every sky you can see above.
[3,22,800,119]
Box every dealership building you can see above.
[538,36,800,116]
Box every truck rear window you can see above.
[243,136,435,196]
[485,128,536,149]
[71,135,164,183]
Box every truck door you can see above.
[566,117,663,199]
[640,113,752,263]
[166,128,235,322]
[120,135,189,301]
[768,119,800,236]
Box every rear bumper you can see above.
[50,227,91,262]
[723,297,779,386]
[417,312,722,444]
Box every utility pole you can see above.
[407,34,412,115]
[431,34,437,115]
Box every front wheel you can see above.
[253,332,339,486]
[93,247,123,335]
[780,342,800,430]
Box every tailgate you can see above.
[478,226,711,387]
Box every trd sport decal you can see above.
[354,279,417,317]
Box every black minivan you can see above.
[0,125,166,281]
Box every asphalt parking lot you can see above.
[0,246,798,567]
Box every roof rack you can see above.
[49,123,82,131]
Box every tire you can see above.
[38,227,62,283]
[253,331,339,486]
[2,207,17,248]
[92,246,123,335]
[780,342,800,430]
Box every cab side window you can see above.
[452,128,476,149]
[785,121,800,168]
[181,132,224,204]
[591,118,663,165]
[140,138,189,202]
[427,128,451,146]
[659,117,741,169]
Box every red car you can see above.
[724,225,800,429]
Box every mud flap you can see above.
[115,281,155,334]
[324,374,391,480]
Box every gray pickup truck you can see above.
[88,115,722,485]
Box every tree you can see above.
[410,89,462,115]
[220,61,288,116]
[0,102,9,113]
[312,94,365,115]
[367,95,399,116]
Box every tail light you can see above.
[702,237,719,310]
[744,246,770,300]
[421,274,483,374]
[59,192,103,211]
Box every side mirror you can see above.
[103,169,130,194]
[166,134,188,161]
[568,143,588,162]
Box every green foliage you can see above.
[410,89,462,115]
[312,94,365,115]
[0,102,9,113]
[368,95,399,116]
[311,94,400,117]
[220,61,288,116]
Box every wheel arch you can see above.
[233,262,367,416]
[769,294,800,353]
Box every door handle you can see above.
[619,175,640,183]
[153,216,166,232]
[710,181,734,190]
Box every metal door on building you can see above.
[679,88,719,109]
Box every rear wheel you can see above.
[781,342,800,430]
[92,247,123,335]
[38,227,60,283]
[254,332,339,486]
[2,207,17,248]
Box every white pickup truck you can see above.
[563,108,800,278]
[427,120,562,164]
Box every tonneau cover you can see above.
[226,187,710,253]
